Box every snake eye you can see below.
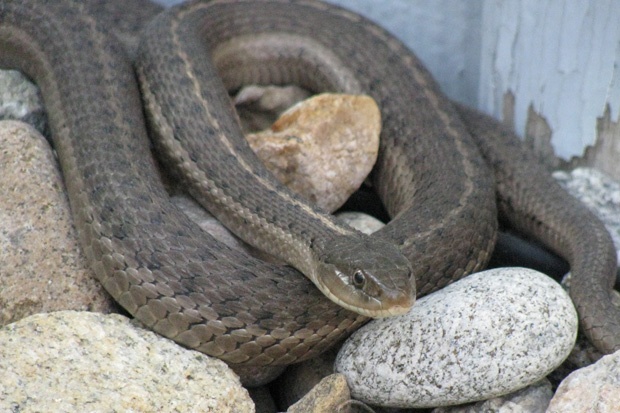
[352,270,366,288]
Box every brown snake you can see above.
[0,0,618,376]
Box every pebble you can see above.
[286,374,351,413]
[234,84,312,132]
[554,167,620,254]
[246,93,381,212]
[433,379,554,413]
[0,311,253,412]
[336,211,386,235]
[547,350,620,413]
[335,268,578,408]
[0,70,47,134]
[3,69,620,411]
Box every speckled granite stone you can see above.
[554,167,620,254]
[336,211,385,235]
[335,268,578,408]
[0,71,47,135]
[0,121,116,326]
[0,311,254,412]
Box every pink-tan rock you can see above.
[246,93,381,212]
[547,350,620,413]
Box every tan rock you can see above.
[0,311,254,412]
[0,121,116,326]
[273,347,338,409]
[286,374,351,413]
[246,93,381,212]
[547,350,620,413]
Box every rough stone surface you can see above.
[336,211,385,235]
[547,350,620,413]
[246,93,381,212]
[0,121,116,326]
[432,379,553,413]
[335,268,578,408]
[234,85,311,133]
[273,347,338,409]
[247,387,278,413]
[0,311,254,412]
[0,70,47,135]
[286,374,351,413]
[554,167,620,253]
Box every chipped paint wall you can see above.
[479,1,620,179]
[154,0,620,179]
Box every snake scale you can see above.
[1,0,618,375]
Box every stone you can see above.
[234,85,311,133]
[553,167,620,254]
[273,347,338,409]
[0,311,254,412]
[336,211,385,235]
[0,70,47,135]
[286,374,351,413]
[246,93,381,212]
[247,386,278,413]
[432,379,553,413]
[546,350,620,413]
[334,268,578,408]
[0,121,116,326]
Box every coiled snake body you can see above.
[1,0,618,375]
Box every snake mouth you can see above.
[322,286,414,318]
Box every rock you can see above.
[273,347,339,409]
[247,386,278,413]
[0,121,116,326]
[432,379,553,413]
[246,93,381,212]
[336,211,385,235]
[234,85,311,133]
[553,167,620,254]
[0,70,47,135]
[0,311,254,412]
[286,374,351,413]
[335,268,578,408]
[546,350,620,413]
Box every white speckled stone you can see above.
[433,379,553,413]
[336,211,385,235]
[335,268,578,408]
[554,167,620,255]
[0,311,254,412]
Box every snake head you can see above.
[316,235,415,318]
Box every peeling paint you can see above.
[564,106,620,181]
[503,90,620,180]
[480,0,620,164]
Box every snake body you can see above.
[0,0,618,374]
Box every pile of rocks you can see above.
[1,72,618,412]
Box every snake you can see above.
[0,0,618,379]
